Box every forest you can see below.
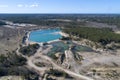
[63,27,120,45]
[86,16,120,28]
[0,14,120,28]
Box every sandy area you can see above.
[0,76,23,80]
[115,31,120,34]
[0,27,24,54]
[59,31,69,37]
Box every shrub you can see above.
[19,44,40,56]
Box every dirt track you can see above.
[25,46,94,80]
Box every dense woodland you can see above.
[0,14,120,28]
[87,16,120,28]
[63,27,120,45]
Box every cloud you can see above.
[17,4,23,7]
[29,4,39,8]
[17,3,39,8]
[0,5,8,8]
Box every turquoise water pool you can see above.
[29,29,62,43]
[48,41,93,57]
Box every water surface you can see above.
[29,29,62,43]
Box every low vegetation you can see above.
[60,36,71,40]
[46,69,73,79]
[35,62,46,67]
[0,21,6,25]
[0,52,39,80]
[0,52,26,68]
[19,44,40,56]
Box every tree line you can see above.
[63,27,120,45]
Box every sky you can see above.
[0,0,120,13]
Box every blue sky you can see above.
[0,0,120,13]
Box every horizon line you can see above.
[0,13,120,15]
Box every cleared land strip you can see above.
[39,54,94,80]
[35,47,94,80]
[17,46,94,80]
